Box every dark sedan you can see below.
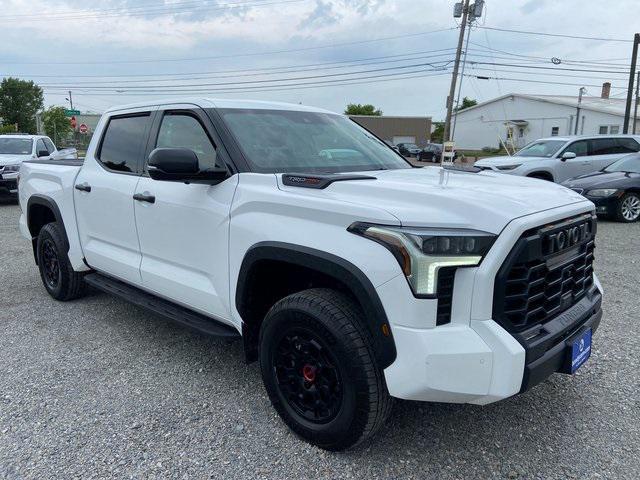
[562,153,640,222]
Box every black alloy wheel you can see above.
[272,327,343,424]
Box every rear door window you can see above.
[98,114,150,173]
[614,138,640,153]
[590,138,619,155]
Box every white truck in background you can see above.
[17,98,603,450]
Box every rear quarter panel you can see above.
[19,161,88,271]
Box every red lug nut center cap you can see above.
[302,364,317,382]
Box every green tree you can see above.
[0,77,44,134]
[454,96,477,112]
[431,122,444,143]
[344,103,383,116]
[42,106,72,144]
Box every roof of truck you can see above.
[106,98,337,115]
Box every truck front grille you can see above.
[493,214,596,332]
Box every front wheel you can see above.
[616,192,640,222]
[259,288,392,451]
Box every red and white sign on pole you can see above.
[70,116,77,129]
[79,123,88,134]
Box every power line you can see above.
[464,74,628,90]
[43,70,452,97]
[0,0,253,18]
[41,64,452,93]
[476,26,634,43]
[0,0,307,22]
[19,51,458,86]
[1,48,458,79]
[2,28,456,65]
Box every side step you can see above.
[84,273,240,339]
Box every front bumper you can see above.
[379,203,601,405]
[0,172,18,193]
[585,195,617,215]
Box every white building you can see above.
[452,85,640,151]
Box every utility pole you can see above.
[68,90,74,110]
[633,71,639,134]
[451,15,473,140]
[623,33,639,134]
[443,0,471,144]
[574,87,586,135]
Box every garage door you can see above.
[393,136,416,144]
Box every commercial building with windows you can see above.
[452,84,640,150]
[349,115,432,147]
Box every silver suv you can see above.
[474,135,640,182]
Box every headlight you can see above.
[2,165,19,173]
[496,164,522,171]
[587,188,619,197]
[348,223,496,297]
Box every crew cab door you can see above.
[74,111,153,285]
[555,139,592,181]
[133,107,237,322]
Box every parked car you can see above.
[563,152,640,222]
[418,143,458,162]
[0,134,77,195]
[19,98,602,450]
[418,143,442,162]
[396,142,422,157]
[474,135,640,183]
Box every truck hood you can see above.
[475,155,548,167]
[0,154,31,166]
[309,167,588,234]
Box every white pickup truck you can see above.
[18,99,603,450]
[0,134,77,195]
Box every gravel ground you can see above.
[1,196,639,479]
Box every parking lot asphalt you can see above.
[1,195,639,480]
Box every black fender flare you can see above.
[236,241,397,369]
[26,194,70,262]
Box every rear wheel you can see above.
[259,288,392,451]
[37,222,86,301]
[616,192,640,222]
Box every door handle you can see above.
[133,193,155,204]
[74,183,91,192]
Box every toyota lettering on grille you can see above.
[544,221,592,255]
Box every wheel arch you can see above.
[236,241,397,369]
[26,195,70,264]
[526,170,555,181]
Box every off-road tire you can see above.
[37,222,86,301]
[259,288,392,451]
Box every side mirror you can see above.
[147,148,228,184]
[37,150,49,158]
[560,152,577,161]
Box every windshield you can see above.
[0,138,32,155]
[218,109,411,173]
[514,140,566,158]
[604,153,640,173]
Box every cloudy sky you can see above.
[0,0,638,118]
